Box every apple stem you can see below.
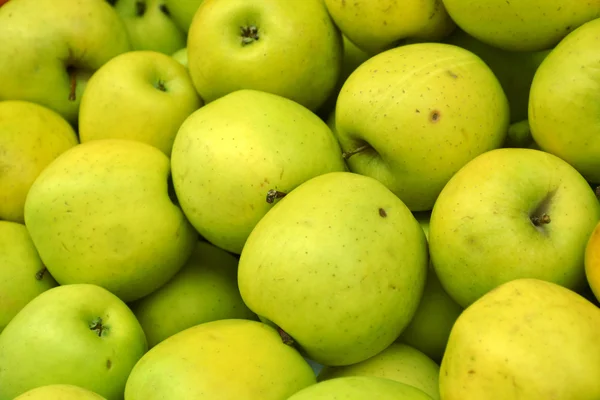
[89,317,108,337]
[342,144,370,160]
[277,327,295,347]
[35,267,47,280]
[68,68,77,101]
[531,213,551,226]
[266,189,287,204]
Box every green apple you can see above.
[0,0,131,124]
[0,100,78,223]
[585,221,600,303]
[429,148,600,308]
[187,0,343,112]
[323,0,455,55]
[79,50,202,157]
[444,28,550,123]
[129,240,257,348]
[529,17,600,184]
[0,284,148,400]
[318,343,440,400]
[238,171,429,366]
[171,47,188,68]
[288,376,433,400]
[335,43,509,211]
[441,0,600,52]
[112,0,186,55]
[440,279,600,399]
[124,319,316,399]
[163,0,204,32]
[24,139,197,303]
[170,89,346,254]
[504,119,535,149]
[0,221,58,333]
[14,385,106,400]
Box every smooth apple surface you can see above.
[163,0,204,32]
[13,384,107,400]
[585,221,600,302]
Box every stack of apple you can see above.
[1,0,600,399]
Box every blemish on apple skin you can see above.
[106,359,112,369]
[378,208,387,217]
[430,110,441,123]
[447,70,458,79]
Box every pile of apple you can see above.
[1,0,600,399]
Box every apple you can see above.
[171,47,188,68]
[334,42,509,211]
[112,0,186,55]
[444,28,550,123]
[0,0,131,124]
[585,221,600,302]
[129,240,257,348]
[0,0,9,6]
[14,385,106,400]
[124,319,316,399]
[78,50,202,157]
[323,0,456,55]
[0,221,58,333]
[288,376,433,400]
[429,148,600,308]
[529,17,600,184]
[440,279,600,399]
[186,0,343,112]
[503,119,535,149]
[238,171,429,366]
[318,343,440,400]
[24,139,197,303]
[0,100,79,223]
[441,0,600,52]
[0,284,148,400]
[163,0,204,32]
[170,89,347,254]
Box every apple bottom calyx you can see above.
[277,327,295,347]
[266,189,287,204]
[240,25,259,46]
[89,317,109,337]
[530,213,551,226]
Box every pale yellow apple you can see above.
[585,221,600,302]
[14,384,106,400]
[0,100,78,223]
[79,50,202,157]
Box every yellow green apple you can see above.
[171,47,188,68]
[0,221,57,333]
[0,100,78,223]
[24,139,197,303]
[124,319,316,399]
[187,0,343,112]
[0,0,131,124]
[170,89,346,254]
[334,42,509,211]
[429,148,600,308]
[529,17,600,184]
[163,0,204,32]
[79,50,202,157]
[441,0,600,52]
[0,284,148,400]
[238,171,429,366]
[130,240,257,348]
[440,278,600,399]
[13,385,106,400]
[585,221,600,302]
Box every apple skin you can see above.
[0,284,148,400]
[163,0,204,32]
[113,0,186,55]
[429,148,600,308]
[323,0,456,55]
[318,343,440,400]
[0,0,131,124]
[13,385,107,400]
[171,47,188,68]
[529,17,600,184]
[170,89,347,254]
[79,50,202,157]
[0,100,79,223]
[0,221,58,333]
[335,42,509,211]
[585,221,600,302]
[129,240,257,348]
[187,0,343,112]
[23,139,197,303]
[440,279,600,399]
[124,319,316,399]
[441,0,600,52]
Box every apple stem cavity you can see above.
[135,0,146,16]
[68,67,77,101]
[89,317,109,337]
[277,327,296,347]
[159,3,170,16]
[266,189,287,204]
[155,79,167,92]
[342,144,370,160]
[531,213,551,226]
[35,267,47,280]
[240,25,259,46]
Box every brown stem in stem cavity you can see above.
[531,213,551,226]
[266,189,287,204]
[68,68,77,101]
[277,327,295,347]
[342,144,370,160]
[35,267,47,280]
[89,317,107,337]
